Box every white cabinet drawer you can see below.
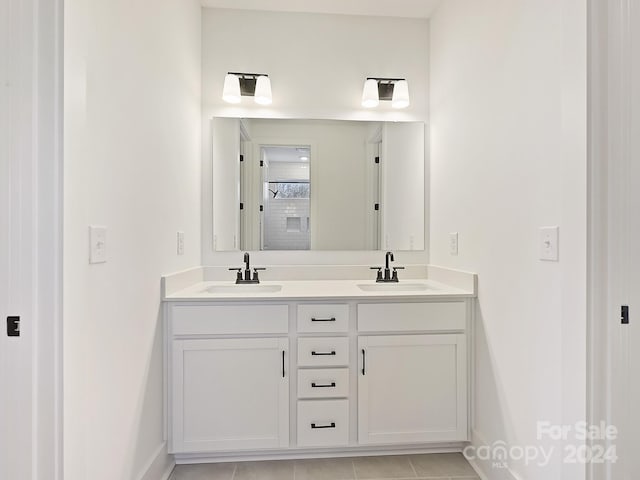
[357,302,466,332]
[171,304,288,335]
[297,337,349,367]
[297,399,349,447]
[297,304,349,333]
[298,368,349,399]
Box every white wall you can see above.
[382,122,425,251]
[211,117,241,251]
[429,1,586,480]
[63,1,201,479]
[201,8,429,122]
[201,8,430,266]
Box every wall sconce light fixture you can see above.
[222,72,272,105]
[361,78,410,109]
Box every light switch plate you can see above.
[177,231,185,255]
[89,226,107,264]
[539,226,559,261]
[449,232,459,256]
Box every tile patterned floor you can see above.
[170,453,480,480]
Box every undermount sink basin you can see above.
[203,284,282,294]
[357,282,434,292]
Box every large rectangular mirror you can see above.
[211,118,425,251]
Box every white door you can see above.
[211,117,241,251]
[1,0,61,478]
[0,72,34,480]
[611,1,640,477]
[239,120,253,250]
[365,140,381,250]
[1,0,34,477]
[171,337,289,453]
[358,334,467,444]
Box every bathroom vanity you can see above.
[162,266,476,463]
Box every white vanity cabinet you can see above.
[165,294,472,461]
[357,302,468,444]
[168,304,290,454]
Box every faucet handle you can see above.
[370,266,383,282]
[391,266,404,282]
[252,267,266,282]
[229,267,243,283]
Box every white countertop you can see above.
[164,278,474,301]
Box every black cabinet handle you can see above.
[282,350,285,378]
[311,382,336,388]
[311,350,336,356]
[311,422,336,429]
[361,349,366,375]
[311,317,336,322]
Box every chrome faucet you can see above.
[370,251,404,283]
[229,252,265,284]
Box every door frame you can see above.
[586,0,631,479]
[1,0,64,478]
[252,138,315,250]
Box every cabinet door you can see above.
[358,334,467,444]
[171,337,289,453]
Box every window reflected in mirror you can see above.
[261,145,311,250]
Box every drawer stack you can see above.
[296,304,349,447]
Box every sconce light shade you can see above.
[362,79,380,108]
[392,79,410,109]
[222,73,241,103]
[254,75,272,105]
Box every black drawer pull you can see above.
[311,350,336,356]
[311,382,336,388]
[311,317,336,322]
[311,422,336,429]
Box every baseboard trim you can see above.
[137,442,175,480]
[467,429,522,480]
[175,443,467,464]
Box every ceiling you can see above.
[263,146,311,164]
[200,0,443,19]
